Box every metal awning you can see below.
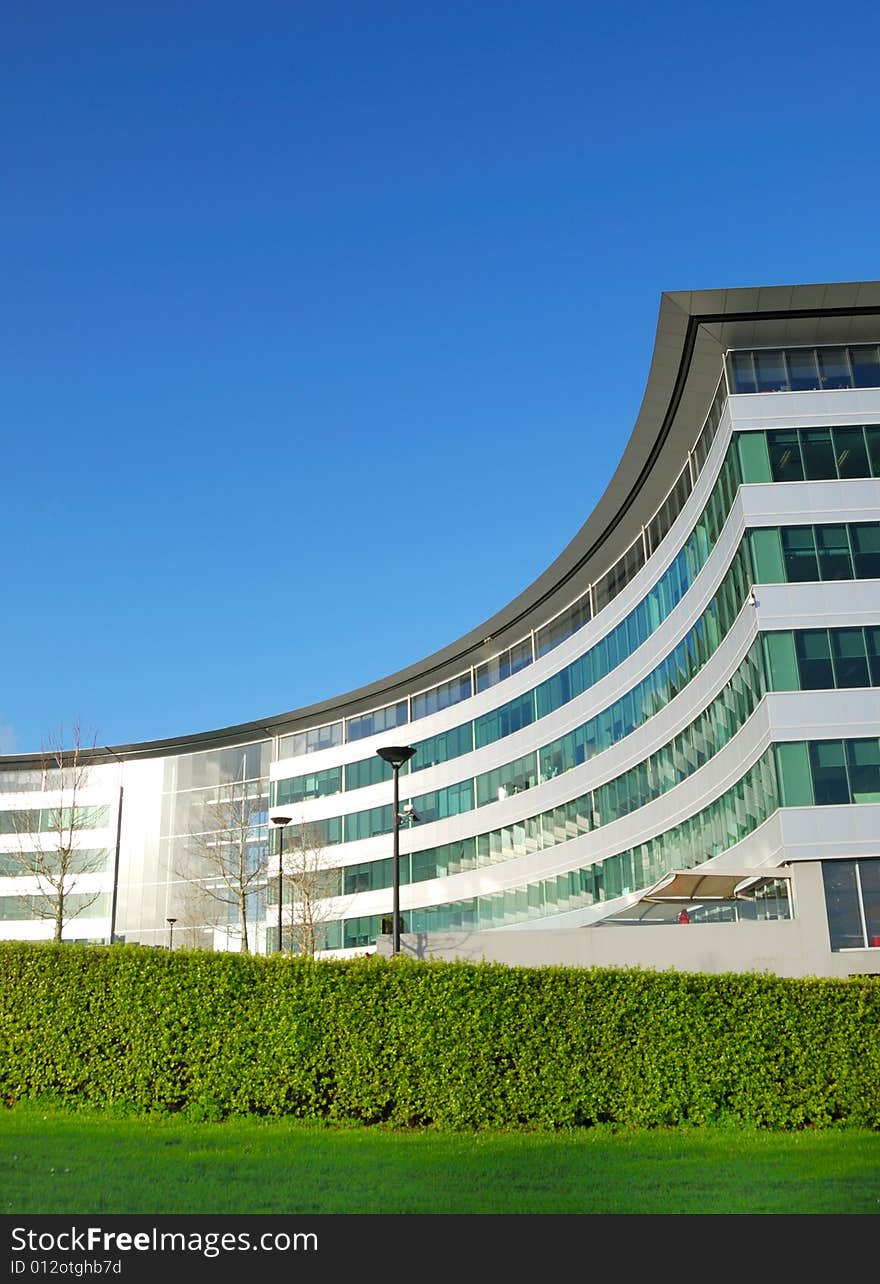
[639,868,792,903]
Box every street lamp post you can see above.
[166,917,177,951]
[376,745,416,956]
[270,814,292,954]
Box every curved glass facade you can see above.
[2,283,880,960]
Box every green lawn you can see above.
[2,1104,879,1214]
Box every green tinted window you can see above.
[763,631,798,690]
[276,766,343,804]
[799,428,836,480]
[810,740,850,805]
[414,780,474,823]
[815,525,853,581]
[736,432,772,483]
[344,805,393,843]
[412,722,473,771]
[767,430,804,482]
[860,859,880,943]
[846,740,880,803]
[775,741,814,807]
[344,757,390,792]
[833,426,870,478]
[867,628,880,685]
[851,524,880,578]
[781,527,818,582]
[865,426,880,478]
[795,630,834,690]
[751,528,785,583]
[474,692,534,749]
[476,754,538,808]
[822,861,863,950]
[831,630,870,688]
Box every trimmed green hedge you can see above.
[1,941,878,1129]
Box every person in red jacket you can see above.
[678,907,691,924]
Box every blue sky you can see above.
[3,0,879,756]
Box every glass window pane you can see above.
[730,352,757,394]
[736,432,772,483]
[763,631,799,690]
[693,420,711,474]
[509,638,533,675]
[767,430,805,482]
[475,638,533,692]
[795,630,834,690]
[412,722,473,771]
[809,740,850,805]
[346,701,408,743]
[648,494,676,553]
[822,861,864,950]
[817,347,853,390]
[845,740,880,803]
[755,350,788,392]
[859,860,880,947]
[815,525,852,581]
[865,426,880,478]
[474,657,499,694]
[849,345,880,389]
[412,673,472,720]
[279,766,342,802]
[781,527,818,582]
[786,348,821,391]
[775,741,814,807]
[536,593,591,657]
[280,722,342,757]
[345,756,389,792]
[866,628,880,685]
[751,527,785,583]
[474,692,534,749]
[831,629,870,688]
[594,560,625,613]
[799,428,836,480]
[832,426,870,479]
[851,524,880,579]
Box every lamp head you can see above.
[376,745,416,771]
[271,814,292,826]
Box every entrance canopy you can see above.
[597,868,794,926]
[639,868,792,903]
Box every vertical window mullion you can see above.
[845,523,856,580]
[854,863,869,949]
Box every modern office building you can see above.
[3,281,880,976]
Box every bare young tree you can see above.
[279,818,342,957]
[11,721,109,942]
[179,760,268,953]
